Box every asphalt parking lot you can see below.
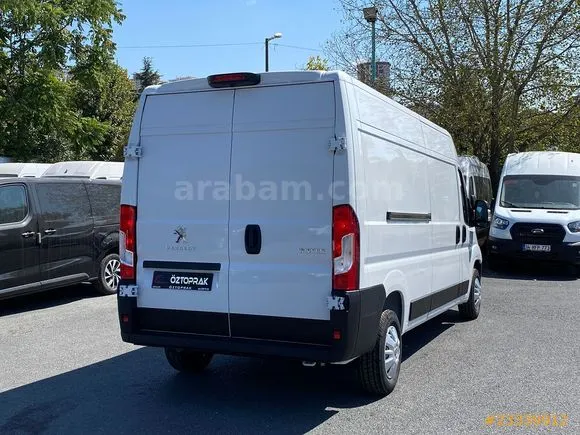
[1,265,579,435]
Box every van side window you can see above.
[430,160,460,222]
[469,176,476,198]
[86,183,121,219]
[458,170,470,224]
[0,185,28,224]
[36,183,91,222]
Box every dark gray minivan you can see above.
[0,177,121,300]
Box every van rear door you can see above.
[135,90,234,336]
[228,82,336,343]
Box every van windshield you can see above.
[500,175,580,209]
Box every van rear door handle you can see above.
[21,231,35,238]
[245,225,262,255]
[44,228,56,235]
[456,226,460,244]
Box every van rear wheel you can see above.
[164,348,213,373]
[356,309,402,396]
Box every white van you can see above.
[489,151,580,270]
[42,161,124,180]
[117,71,488,396]
[0,163,51,178]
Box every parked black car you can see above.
[0,177,121,300]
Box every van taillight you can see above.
[120,204,137,281]
[332,204,360,291]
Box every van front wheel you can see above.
[164,348,213,373]
[357,309,402,396]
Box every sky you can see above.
[113,0,344,80]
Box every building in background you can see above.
[0,156,12,163]
[357,61,391,92]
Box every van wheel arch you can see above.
[383,290,404,328]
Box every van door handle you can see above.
[462,226,467,243]
[44,228,56,235]
[456,226,460,244]
[245,225,262,255]
[21,231,35,238]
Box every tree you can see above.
[327,0,580,187]
[133,57,162,96]
[0,0,125,162]
[70,61,137,161]
[304,55,329,71]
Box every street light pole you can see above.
[265,37,269,72]
[265,32,282,72]
[363,6,378,83]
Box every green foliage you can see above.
[70,61,137,161]
[0,0,127,162]
[304,55,329,71]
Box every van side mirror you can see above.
[474,200,489,227]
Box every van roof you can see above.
[42,161,124,180]
[0,176,121,186]
[504,151,580,176]
[145,71,346,94]
[142,70,452,142]
[0,163,51,178]
[458,156,490,178]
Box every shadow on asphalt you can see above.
[0,284,104,317]
[482,260,578,281]
[402,309,462,362]
[0,309,467,433]
[0,347,372,433]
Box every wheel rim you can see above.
[473,277,482,310]
[384,325,401,380]
[104,258,121,290]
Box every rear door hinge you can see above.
[329,137,346,152]
[119,285,138,297]
[124,143,142,159]
[327,295,346,311]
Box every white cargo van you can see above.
[117,71,488,395]
[489,151,580,270]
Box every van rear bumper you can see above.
[117,284,385,363]
[488,236,580,265]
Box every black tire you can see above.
[459,269,481,320]
[94,253,120,295]
[357,309,402,396]
[165,348,213,373]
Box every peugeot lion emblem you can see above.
[174,226,187,243]
[531,228,544,235]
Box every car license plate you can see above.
[152,271,213,291]
[522,244,551,252]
